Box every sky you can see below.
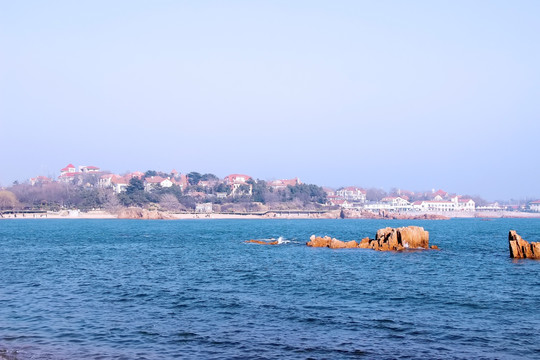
[1,0,539,201]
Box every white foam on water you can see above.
[277,236,289,244]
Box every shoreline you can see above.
[2,210,540,220]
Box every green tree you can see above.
[250,179,269,203]
[201,173,219,181]
[126,178,145,194]
[187,172,202,185]
[144,170,157,178]
[120,177,151,207]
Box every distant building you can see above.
[58,163,80,183]
[29,176,52,186]
[530,200,540,212]
[144,176,173,191]
[79,165,100,173]
[195,202,213,213]
[476,202,504,211]
[381,196,411,211]
[411,197,475,212]
[431,189,448,200]
[327,195,343,206]
[413,200,455,212]
[268,178,301,190]
[111,175,129,193]
[60,164,77,176]
[225,174,251,185]
[456,198,475,211]
[224,174,252,196]
[336,187,367,202]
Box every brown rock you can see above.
[509,230,540,259]
[306,226,436,252]
[329,238,347,249]
[345,240,359,248]
[359,237,371,248]
[307,235,332,248]
[246,239,279,245]
[374,226,431,251]
[398,226,430,249]
[430,245,439,250]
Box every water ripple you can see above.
[0,218,539,359]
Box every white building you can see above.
[336,187,367,202]
[530,200,540,212]
[380,197,411,211]
[79,165,100,173]
[412,197,475,212]
[456,198,476,211]
[195,202,213,213]
[144,176,173,191]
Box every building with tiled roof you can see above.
[29,176,53,186]
[144,176,173,191]
[224,174,251,185]
[268,177,301,190]
[336,187,366,202]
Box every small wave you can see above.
[246,236,290,245]
[276,236,289,244]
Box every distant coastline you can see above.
[2,209,540,220]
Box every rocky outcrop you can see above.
[509,230,540,259]
[306,235,359,249]
[246,239,279,245]
[307,226,434,251]
[376,226,430,249]
[117,208,175,220]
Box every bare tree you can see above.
[0,190,19,210]
[366,188,387,202]
[160,193,185,211]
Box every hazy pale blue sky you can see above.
[1,1,539,200]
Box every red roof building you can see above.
[60,164,76,175]
[225,174,251,185]
[268,178,301,189]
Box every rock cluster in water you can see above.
[508,230,540,259]
[307,226,438,251]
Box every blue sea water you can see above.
[0,218,539,359]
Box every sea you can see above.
[0,218,539,359]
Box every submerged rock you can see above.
[307,226,434,252]
[508,230,540,259]
[246,239,279,245]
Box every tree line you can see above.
[0,172,328,212]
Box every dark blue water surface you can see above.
[1,219,539,359]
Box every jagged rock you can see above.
[307,236,356,248]
[307,235,332,247]
[328,239,358,249]
[375,226,429,250]
[307,226,434,252]
[509,230,540,259]
[246,239,279,245]
[358,237,371,248]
